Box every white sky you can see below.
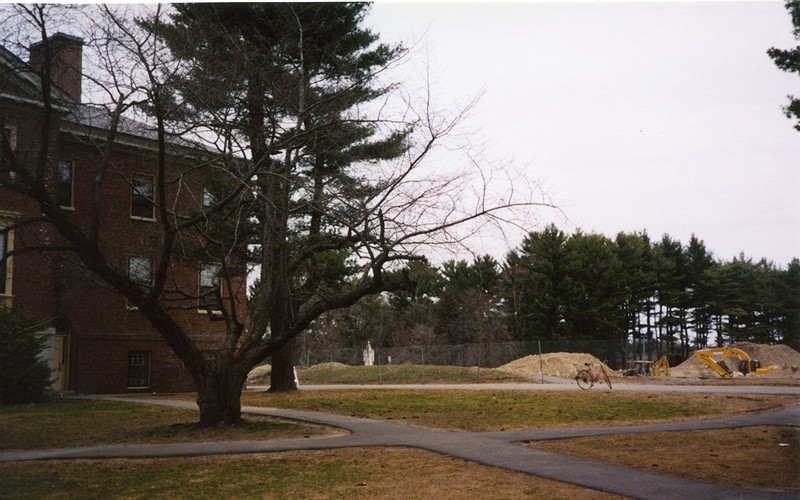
[366,1,800,266]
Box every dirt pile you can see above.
[670,343,800,379]
[246,364,271,385]
[498,352,609,379]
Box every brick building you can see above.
[1,34,246,394]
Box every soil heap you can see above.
[246,364,271,385]
[498,352,610,379]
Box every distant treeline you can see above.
[299,225,800,363]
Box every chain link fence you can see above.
[293,339,630,372]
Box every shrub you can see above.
[0,307,52,404]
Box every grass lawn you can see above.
[243,389,797,431]
[1,391,797,497]
[0,448,625,499]
[0,399,332,451]
[294,364,528,385]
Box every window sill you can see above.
[197,308,223,316]
[130,215,156,222]
[0,294,13,308]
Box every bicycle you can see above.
[575,362,612,390]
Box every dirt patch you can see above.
[530,426,800,492]
[498,352,611,379]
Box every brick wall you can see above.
[2,90,247,395]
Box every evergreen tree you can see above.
[614,231,656,359]
[512,225,571,340]
[155,3,410,392]
[685,235,716,349]
[767,0,800,131]
[780,258,800,349]
[653,236,690,358]
[0,308,52,404]
[563,231,625,362]
[436,256,505,344]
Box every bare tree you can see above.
[1,4,551,425]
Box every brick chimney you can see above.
[29,33,84,103]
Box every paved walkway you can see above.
[294,381,800,395]
[1,394,799,499]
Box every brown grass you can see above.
[0,448,626,499]
[530,426,800,491]
[242,389,798,431]
[0,399,338,451]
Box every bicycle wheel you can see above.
[602,370,612,390]
[576,369,593,390]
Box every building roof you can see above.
[1,40,206,153]
[0,43,73,109]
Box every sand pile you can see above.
[246,364,271,385]
[670,356,712,378]
[498,352,609,379]
[670,342,800,378]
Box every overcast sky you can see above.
[365,1,799,266]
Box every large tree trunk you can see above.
[195,367,248,427]
[269,337,298,392]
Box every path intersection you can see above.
[1,387,798,500]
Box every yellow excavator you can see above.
[694,347,776,378]
[652,355,670,377]
[631,355,670,376]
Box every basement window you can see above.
[127,351,150,389]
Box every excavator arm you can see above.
[694,348,776,377]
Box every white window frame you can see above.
[198,263,222,314]
[0,212,16,308]
[202,186,215,209]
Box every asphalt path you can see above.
[1,383,799,499]
[293,380,800,395]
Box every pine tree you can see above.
[767,0,800,131]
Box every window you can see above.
[1,124,17,178]
[57,160,74,208]
[0,217,13,306]
[127,256,152,310]
[0,230,7,295]
[127,351,150,388]
[131,174,155,220]
[199,263,221,313]
[128,256,153,290]
[202,186,215,209]
[1,124,16,150]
